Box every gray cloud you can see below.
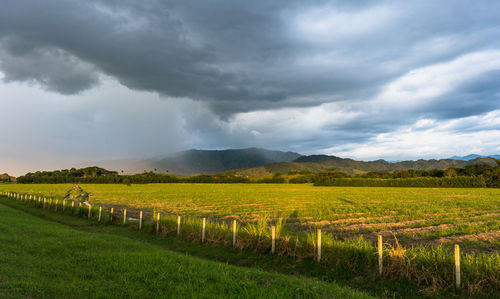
[1,0,500,174]
[0,37,99,94]
[1,0,499,115]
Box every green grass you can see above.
[4,195,500,298]
[1,184,499,250]
[2,184,500,296]
[0,200,372,299]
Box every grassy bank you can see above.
[3,194,500,298]
[0,199,372,298]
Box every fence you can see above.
[2,191,496,295]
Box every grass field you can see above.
[0,200,372,299]
[1,183,499,252]
[2,184,500,297]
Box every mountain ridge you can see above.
[79,148,301,176]
[449,154,500,161]
[78,149,500,177]
[235,155,499,176]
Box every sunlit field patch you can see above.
[1,183,499,251]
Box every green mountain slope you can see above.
[152,148,301,175]
[236,155,499,176]
[83,148,301,176]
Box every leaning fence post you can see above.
[232,220,237,247]
[88,205,92,219]
[271,225,276,253]
[378,235,383,275]
[123,208,127,225]
[139,210,143,230]
[156,212,161,234]
[317,229,322,262]
[98,206,102,222]
[177,216,181,236]
[202,217,206,242]
[455,244,461,289]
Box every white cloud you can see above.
[293,4,395,43]
[376,50,500,109]
[326,111,500,160]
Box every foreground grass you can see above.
[0,201,373,298]
[4,197,496,298]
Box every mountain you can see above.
[449,154,500,161]
[235,155,499,176]
[82,148,301,175]
[153,148,301,175]
[80,149,500,177]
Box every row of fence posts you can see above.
[1,191,462,289]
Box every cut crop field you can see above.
[2,184,500,296]
[1,183,499,252]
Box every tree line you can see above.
[16,167,286,184]
[0,173,15,183]
[295,161,500,187]
[15,161,500,187]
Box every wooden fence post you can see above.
[71,201,74,213]
[177,216,181,236]
[62,200,66,212]
[378,235,383,276]
[202,217,206,243]
[139,211,143,230]
[78,202,81,215]
[232,220,237,247]
[98,206,102,222]
[455,244,461,289]
[271,225,276,253]
[43,198,46,209]
[156,213,161,234]
[123,208,127,225]
[317,229,322,263]
[88,205,92,219]
[55,199,59,212]
[110,207,114,222]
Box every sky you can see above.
[1,0,500,175]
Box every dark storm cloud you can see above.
[1,0,500,167]
[1,0,499,116]
[0,37,99,94]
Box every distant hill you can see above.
[79,149,500,177]
[83,148,301,176]
[235,155,499,176]
[449,154,500,161]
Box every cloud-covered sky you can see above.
[1,0,500,175]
